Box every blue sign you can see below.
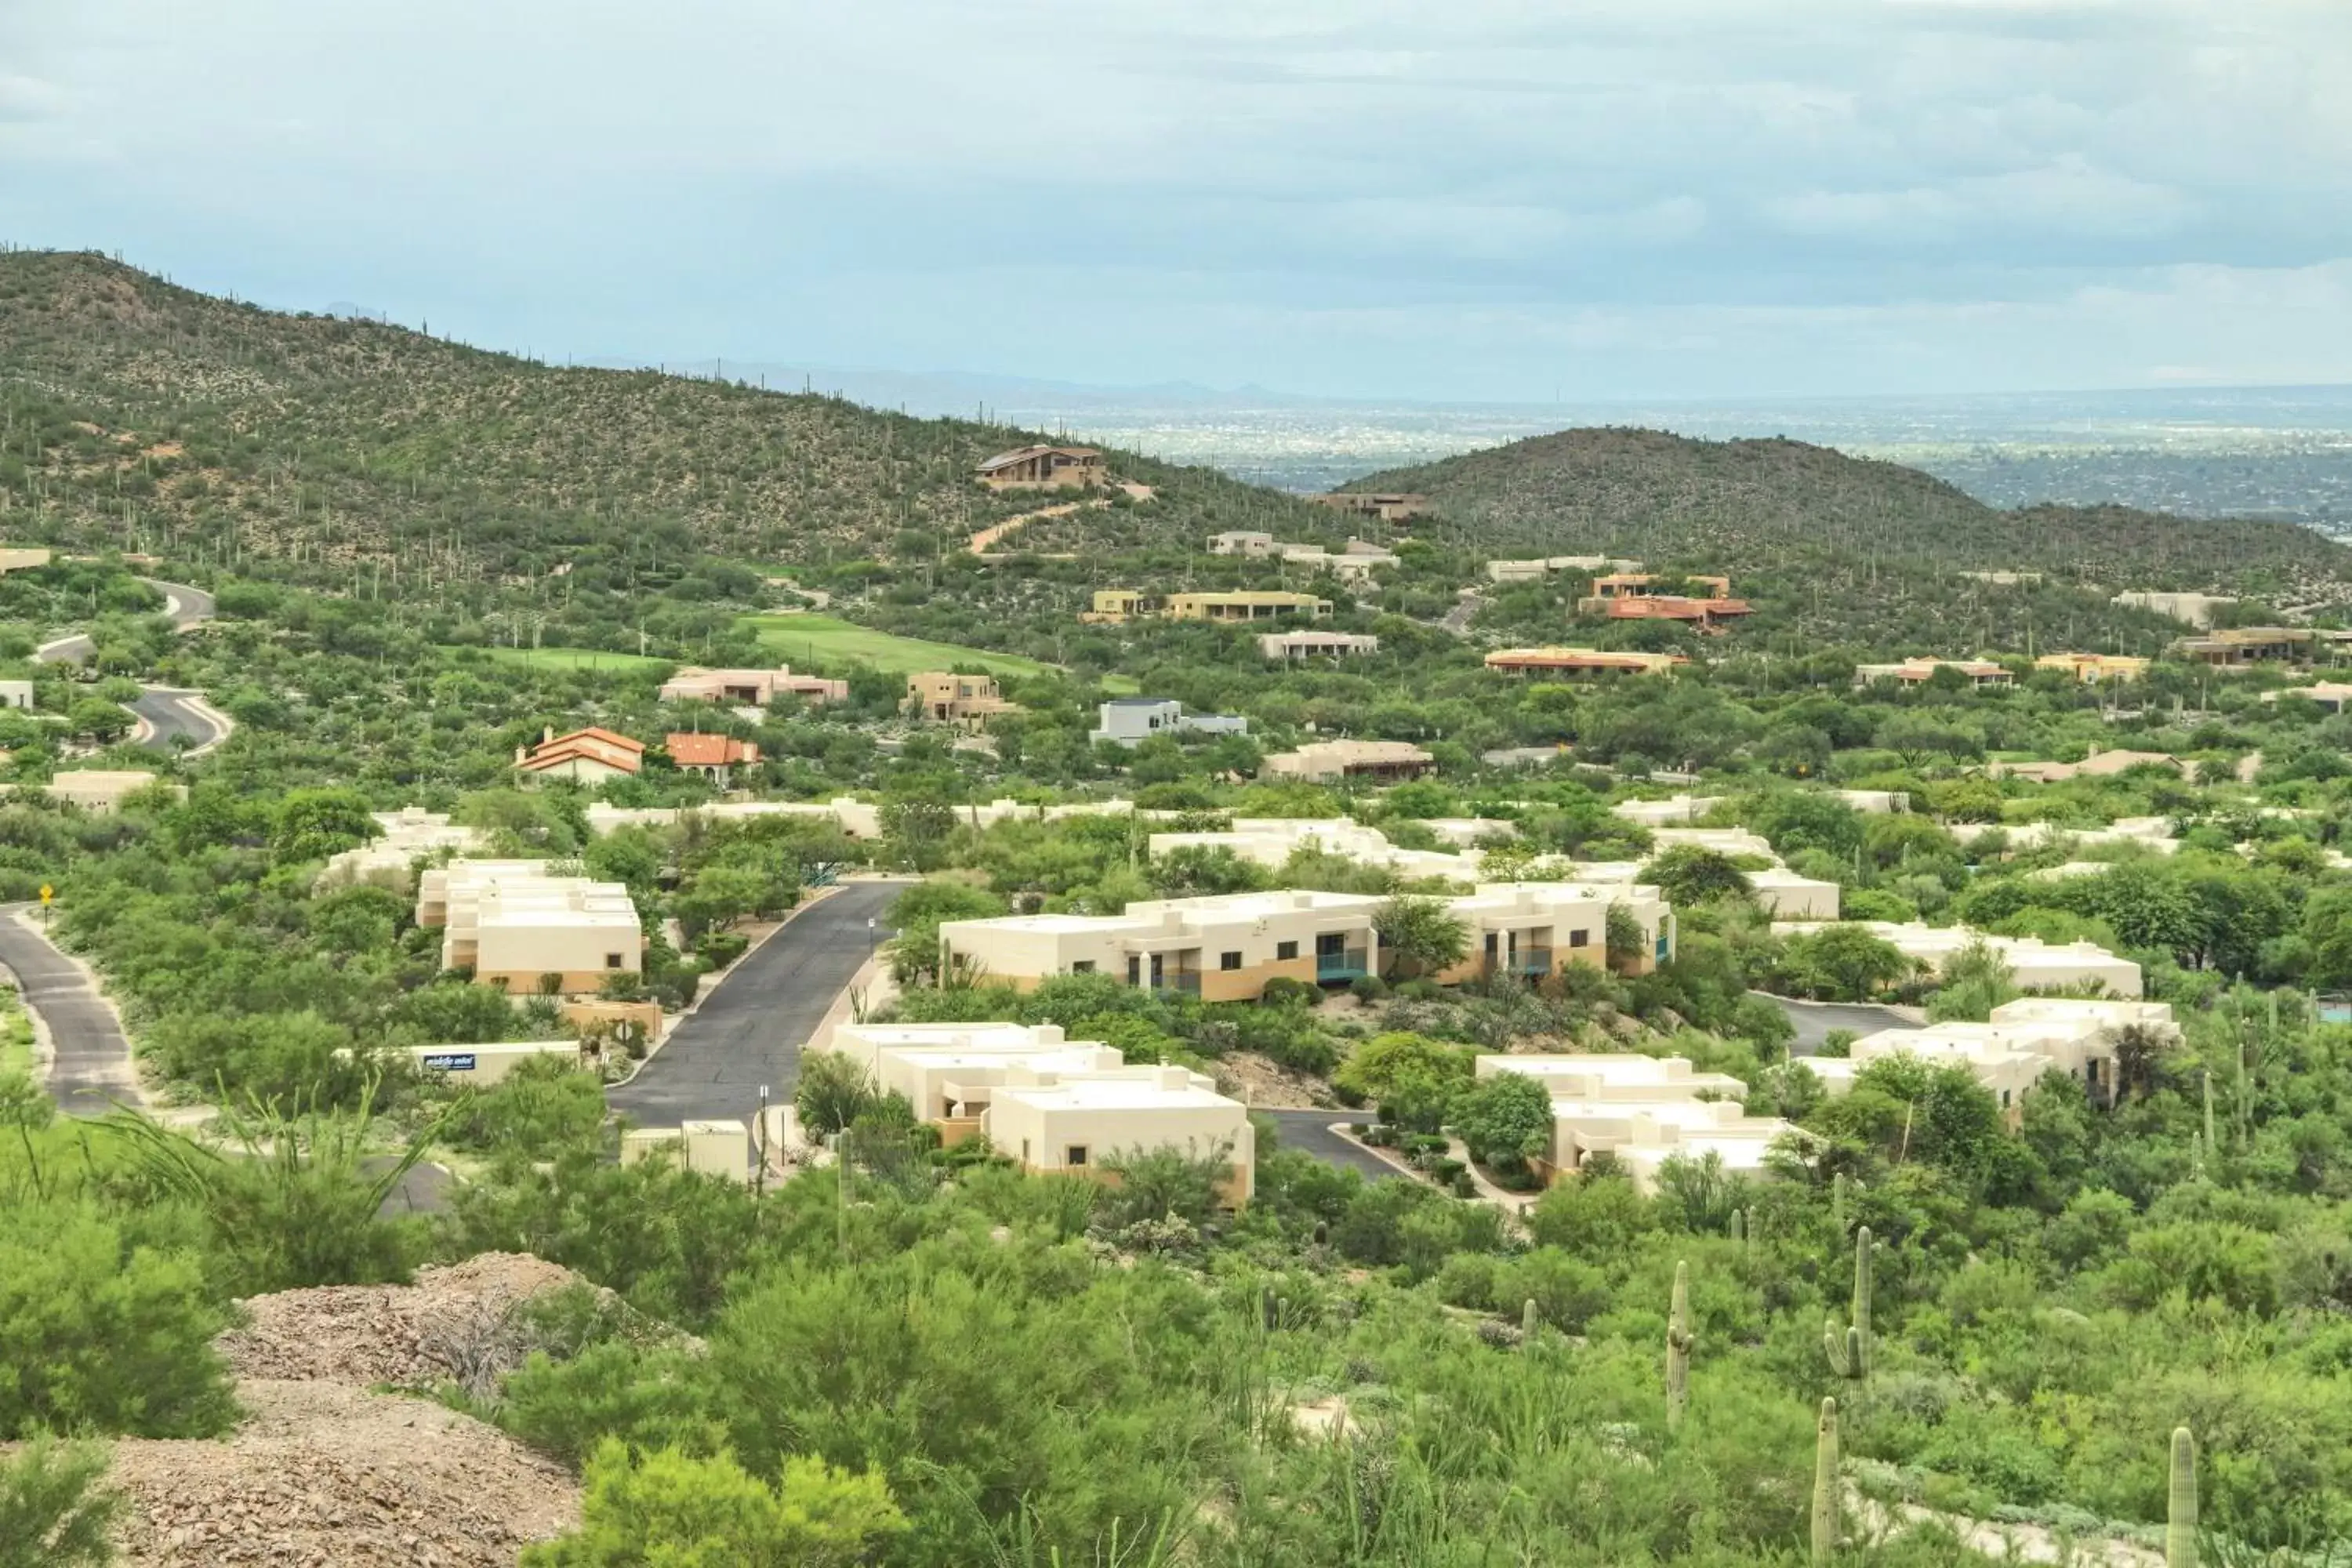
[422,1052,478,1073]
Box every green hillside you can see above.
[1345,426,2352,594]
[0,251,1320,583]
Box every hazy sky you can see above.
[5,1,2349,401]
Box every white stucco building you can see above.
[417,860,644,995]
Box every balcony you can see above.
[1162,971,1202,999]
[1316,948,1370,982]
[1512,945,1553,976]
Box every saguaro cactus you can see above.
[1811,1397,1841,1566]
[2167,1427,2198,1568]
[1665,1261,1692,1432]
[1522,1298,1539,1341]
[1730,1209,1745,1243]
[1823,1225,1873,1380]
[1831,1172,1849,1232]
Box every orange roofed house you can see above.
[975,445,1107,491]
[666,733,763,788]
[517,728,644,784]
[1486,647,1688,679]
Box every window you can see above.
[1567,928,1589,948]
[1316,932,1346,956]
[1221,951,1243,971]
[1065,1145,1090,1167]
[604,953,624,968]
[1127,956,1142,986]
[2000,1090,2013,1109]
[1276,940,1298,961]
[1021,1139,1031,1163]
[1070,960,1095,975]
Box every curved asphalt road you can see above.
[608,880,904,1129]
[1263,1109,1399,1181]
[1763,993,1918,1057]
[35,577,233,755]
[0,906,141,1116]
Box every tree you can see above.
[1374,895,1469,981]
[1605,903,1648,971]
[1453,1072,1553,1174]
[1333,1032,1474,1131]
[1780,924,1915,1001]
[0,1436,118,1568]
[1641,846,1754,908]
[269,788,379,864]
[523,1441,906,1568]
[794,1051,879,1138]
[64,698,133,746]
[2302,884,2352,991]
[879,792,959,873]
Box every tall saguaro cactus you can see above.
[2167,1427,2198,1568]
[1811,1397,1841,1566]
[1665,1261,1692,1432]
[1823,1225,1873,1380]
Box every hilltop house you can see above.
[517,727,644,783]
[0,547,53,575]
[1080,590,1333,625]
[1809,999,2180,1120]
[666,732,760,787]
[1260,630,1379,660]
[2034,652,2151,683]
[1473,1053,1793,1192]
[1308,492,1429,524]
[975,445,1105,491]
[1486,555,1642,584]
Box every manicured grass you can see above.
[464,645,675,676]
[739,614,1137,691]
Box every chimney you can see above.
[1155,1065,1189,1090]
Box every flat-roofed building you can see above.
[1779,921,2143,996]
[1445,880,1676,978]
[975,445,1105,490]
[1612,796,1723,828]
[1259,739,1435,782]
[318,806,487,891]
[2035,652,2151,683]
[820,1021,1254,1202]
[2264,681,2352,713]
[1148,818,1475,884]
[1080,589,1165,623]
[1310,492,1430,524]
[1167,590,1333,623]
[906,671,1022,729]
[1855,657,2014,688]
[659,666,848,706]
[1484,554,1642,583]
[2114,590,2234,628]
[1644,825,1766,855]
[1261,630,1380,660]
[1991,749,2187,784]
[418,859,643,995]
[1485,647,1686,678]
[990,1066,1256,1203]
[940,888,1388,998]
[0,547,53,575]
[1809,998,2176,1118]
[2173,627,2328,667]
[1473,1052,1792,1192]
[46,769,180,814]
[1748,867,1841,920]
[1090,697,1247,746]
[1836,790,1910,814]
[0,680,31,710]
[405,1039,587,1087]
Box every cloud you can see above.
[2,0,2348,398]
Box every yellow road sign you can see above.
[38,884,52,905]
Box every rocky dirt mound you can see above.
[106,1380,579,1567]
[216,1252,590,1392]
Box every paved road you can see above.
[1263,1109,1400,1181]
[38,578,232,755]
[607,881,903,1129]
[1762,993,1918,1058]
[0,906,140,1116]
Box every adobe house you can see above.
[906,671,1022,729]
[975,445,1106,491]
[1257,739,1434,782]
[416,860,644,996]
[1485,647,1686,678]
[660,665,849,706]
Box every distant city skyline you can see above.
[5,2,2350,402]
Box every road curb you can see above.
[606,882,852,1089]
[3,905,151,1113]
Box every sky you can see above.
[5,0,2350,402]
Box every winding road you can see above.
[1762,993,1919,1057]
[608,880,903,1129]
[0,906,141,1117]
[35,576,233,755]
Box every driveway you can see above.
[0,907,141,1116]
[607,881,904,1129]
[1760,993,1918,1058]
[1262,1109,1400,1181]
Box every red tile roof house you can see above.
[516,727,644,784]
[666,732,763,788]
